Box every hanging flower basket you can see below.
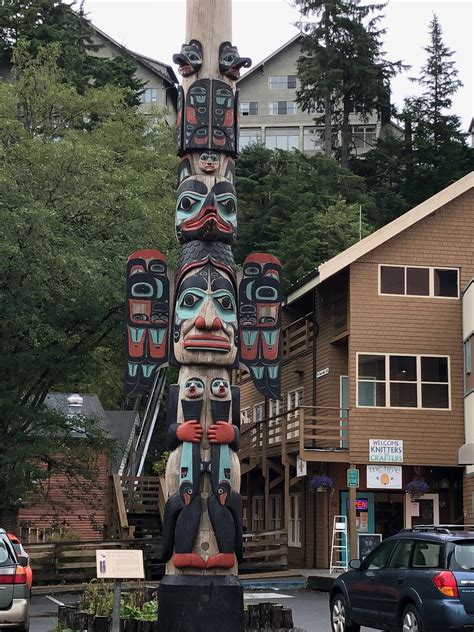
[406,479,430,499]
[310,474,333,493]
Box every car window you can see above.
[450,542,474,570]
[364,540,397,570]
[0,539,14,566]
[412,541,442,568]
[387,539,414,570]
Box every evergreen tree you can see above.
[236,145,376,285]
[295,0,401,167]
[0,0,143,105]
[399,15,472,204]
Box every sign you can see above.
[346,498,368,512]
[296,456,307,477]
[411,502,420,517]
[367,465,402,489]
[96,550,145,580]
[358,533,382,560]
[369,439,403,463]
[347,468,359,488]
[316,367,329,379]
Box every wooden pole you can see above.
[111,579,121,632]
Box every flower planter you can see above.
[58,604,158,632]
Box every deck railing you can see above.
[241,529,288,571]
[240,406,349,465]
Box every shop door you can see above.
[404,493,440,528]
[341,492,375,558]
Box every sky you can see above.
[83,0,473,129]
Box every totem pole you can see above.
[124,1,282,629]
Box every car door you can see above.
[348,539,398,626]
[376,539,414,629]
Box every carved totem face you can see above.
[218,41,252,80]
[198,151,219,174]
[175,176,237,244]
[173,39,203,77]
[173,264,238,366]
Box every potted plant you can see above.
[406,479,430,499]
[309,474,333,493]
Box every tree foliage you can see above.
[0,0,143,104]
[235,144,375,285]
[0,46,177,512]
[295,0,401,167]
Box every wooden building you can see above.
[237,172,474,568]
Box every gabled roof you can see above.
[237,33,302,84]
[78,10,178,85]
[287,171,474,304]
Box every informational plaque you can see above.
[96,550,145,579]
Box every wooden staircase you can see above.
[108,475,164,540]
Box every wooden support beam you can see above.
[269,475,284,490]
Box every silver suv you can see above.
[0,529,30,630]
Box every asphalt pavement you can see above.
[30,591,379,632]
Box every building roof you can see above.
[287,171,474,304]
[45,392,112,435]
[237,33,302,84]
[80,11,178,86]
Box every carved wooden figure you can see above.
[124,1,283,629]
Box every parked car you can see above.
[7,533,33,591]
[0,528,30,631]
[330,525,474,632]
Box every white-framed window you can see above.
[140,88,158,104]
[288,494,302,547]
[351,125,376,150]
[269,398,283,444]
[465,336,473,375]
[265,127,299,151]
[379,265,459,299]
[303,127,325,152]
[240,407,251,425]
[287,388,304,440]
[270,495,282,530]
[357,353,450,410]
[287,388,304,418]
[268,101,297,116]
[252,495,264,532]
[239,128,262,150]
[254,402,265,423]
[240,101,258,116]
[268,75,297,90]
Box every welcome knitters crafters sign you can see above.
[369,439,403,462]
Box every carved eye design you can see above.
[179,196,193,211]
[188,53,200,62]
[181,292,202,309]
[218,196,236,216]
[215,295,234,311]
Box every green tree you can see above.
[399,15,472,204]
[295,0,401,167]
[0,45,177,512]
[0,0,143,104]
[236,145,375,285]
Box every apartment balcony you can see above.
[240,406,349,474]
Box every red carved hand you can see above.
[177,420,203,443]
[208,422,235,445]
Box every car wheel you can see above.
[330,594,360,632]
[400,604,424,632]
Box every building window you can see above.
[287,388,304,418]
[270,495,282,530]
[252,496,264,532]
[303,127,325,152]
[240,408,251,425]
[465,336,473,375]
[140,88,158,104]
[254,402,265,423]
[265,128,299,151]
[351,125,376,150]
[240,101,258,116]
[379,265,459,299]
[269,398,283,444]
[357,353,450,409]
[268,75,297,90]
[239,128,262,150]
[268,101,297,116]
[289,494,302,547]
